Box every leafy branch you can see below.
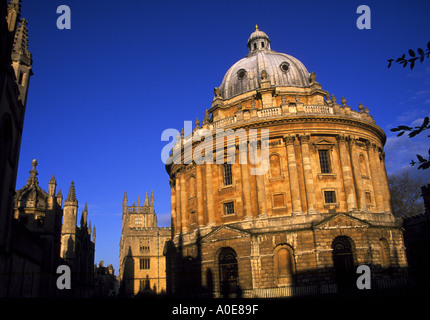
[387,42,430,70]
[391,116,430,169]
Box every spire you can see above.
[137,194,141,207]
[65,181,77,203]
[88,221,92,235]
[255,24,259,31]
[82,202,88,227]
[7,0,21,32]
[144,192,149,206]
[92,226,96,243]
[12,18,31,64]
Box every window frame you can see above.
[222,163,233,186]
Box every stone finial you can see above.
[27,159,38,185]
[195,117,200,128]
[144,192,149,206]
[261,70,268,80]
[358,102,364,111]
[180,128,184,137]
[281,95,287,104]
[341,96,347,106]
[213,87,221,98]
[332,95,337,103]
[309,72,316,83]
[364,106,369,114]
[203,109,209,123]
[31,158,37,170]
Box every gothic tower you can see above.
[61,181,78,263]
[119,191,170,296]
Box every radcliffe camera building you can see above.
[164,26,409,297]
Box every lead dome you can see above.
[219,25,311,100]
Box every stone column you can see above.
[180,173,188,233]
[196,164,204,226]
[298,134,316,213]
[284,135,302,214]
[337,134,356,211]
[349,137,366,211]
[366,141,384,212]
[250,139,268,217]
[239,142,252,220]
[175,173,182,234]
[205,163,215,225]
[169,179,177,235]
[379,151,392,212]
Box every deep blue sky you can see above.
[15,0,430,273]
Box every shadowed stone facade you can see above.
[119,191,171,296]
[164,26,408,297]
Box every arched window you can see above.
[379,238,390,268]
[188,176,196,198]
[332,236,355,291]
[274,245,295,285]
[218,247,238,297]
[269,154,281,177]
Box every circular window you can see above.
[280,62,290,73]
[237,69,247,80]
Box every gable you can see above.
[314,212,371,230]
[201,225,250,243]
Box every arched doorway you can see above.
[218,247,239,297]
[332,236,355,292]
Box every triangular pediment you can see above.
[201,225,250,243]
[314,212,371,230]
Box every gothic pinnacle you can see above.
[66,181,77,202]
[144,192,149,206]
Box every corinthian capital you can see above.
[283,134,295,144]
[297,133,310,144]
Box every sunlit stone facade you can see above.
[165,26,408,297]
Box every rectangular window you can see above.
[273,194,285,208]
[324,191,336,204]
[318,150,331,174]
[365,192,372,208]
[139,238,150,253]
[140,258,150,270]
[223,164,233,186]
[224,202,235,215]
